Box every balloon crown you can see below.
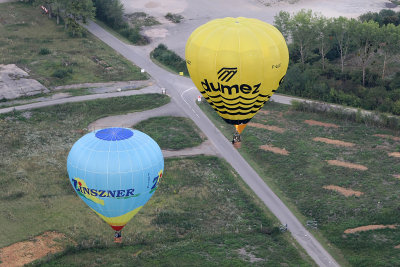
[95,127,134,141]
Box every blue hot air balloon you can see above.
[67,127,164,242]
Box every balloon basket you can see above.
[233,141,242,149]
[114,231,122,243]
[232,131,241,148]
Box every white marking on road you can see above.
[181,87,199,117]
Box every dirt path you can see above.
[259,144,289,155]
[374,134,400,141]
[313,137,355,147]
[247,122,285,133]
[388,152,400,158]
[88,100,185,131]
[304,120,339,128]
[0,232,72,267]
[326,160,368,171]
[344,225,397,234]
[323,185,364,197]
[88,100,218,157]
[162,139,218,157]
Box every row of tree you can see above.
[274,9,400,86]
[274,9,400,115]
[359,9,400,26]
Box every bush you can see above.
[152,44,188,75]
[118,26,149,45]
[165,13,183,23]
[389,73,400,90]
[393,100,400,115]
[52,68,73,79]
[38,48,51,55]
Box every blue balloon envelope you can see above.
[67,128,164,232]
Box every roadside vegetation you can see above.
[93,0,150,45]
[291,100,400,131]
[151,44,189,76]
[0,95,312,266]
[0,2,147,87]
[199,99,400,266]
[274,9,400,115]
[134,117,205,150]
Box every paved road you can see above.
[0,85,161,114]
[83,21,339,266]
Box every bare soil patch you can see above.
[304,120,339,128]
[237,247,264,263]
[388,152,400,158]
[0,231,71,267]
[257,110,270,115]
[323,185,364,197]
[248,122,285,133]
[395,244,400,249]
[313,137,355,147]
[393,174,400,179]
[374,134,400,141]
[344,225,397,234]
[260,144,289,155]
[326,160,368,171]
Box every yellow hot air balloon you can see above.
[185,17,289,143]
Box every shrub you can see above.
[152,44,188,75]
[389,73,400,90]
[118,26,149,45]
[52,68,73,79]
[38,48,51,55]
[165,13,183,23]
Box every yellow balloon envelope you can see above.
[185,17,289,130]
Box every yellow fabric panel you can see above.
[186,17,289,125]
[92,206,143,226]
[74,178,104,206]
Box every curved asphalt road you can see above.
[81,21,339,266]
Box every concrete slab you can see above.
[0,64,49,100]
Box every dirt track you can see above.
[326,160,368,171]
[323,185,363,197]
[344,225,397,234]
[0,232,71,267]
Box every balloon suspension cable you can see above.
[114,230,122,243]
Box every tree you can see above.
[331,17,354,73]
[379,23,400,79]
[274,11,291,42]
[51,0,67,25]
[290,9,318,67]
[94,0,125,29]
[63,0,95,36]
[315,16,333,70]
[352,20,381,86]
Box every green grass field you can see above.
[0,2,147,88]
[0,95,313,266]
[134,116,205,150]
[199,100,400,266]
